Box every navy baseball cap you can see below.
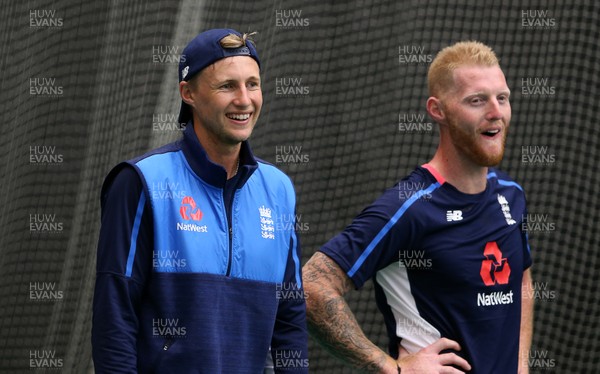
[178,28,261,124]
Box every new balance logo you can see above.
[446,210,463,221]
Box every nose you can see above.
[233,86,252,107]
[486,98,504,122]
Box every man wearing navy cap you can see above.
[92,29,308,373]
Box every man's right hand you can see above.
[397,338,472,373]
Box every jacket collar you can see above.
[180,121,258,189]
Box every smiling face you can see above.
[438,65,511,167]
[182,55,262,150]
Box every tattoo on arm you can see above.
[303,252,391,372]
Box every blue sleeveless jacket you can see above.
[92,124,307,373]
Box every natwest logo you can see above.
[480,241,511,286]
[180,196,203,221]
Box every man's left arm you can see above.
[519,268,534,374]
[270,232,309,373]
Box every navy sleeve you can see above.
[92,165,153,373]
[319,184,419,289]
[521,201,533,270]
[270,229,309,373]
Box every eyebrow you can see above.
[464,89,511,98]
[209,75,261,87]
[245,75,261,82]
[212,75,261,85]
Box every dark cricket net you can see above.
[0,0,598,373]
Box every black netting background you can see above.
[0,0,598,372]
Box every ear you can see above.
[179,81,195,106]
[426,96,446,125]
